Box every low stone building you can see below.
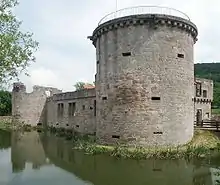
[194,78,213,123]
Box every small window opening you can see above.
[76,125,79,128]
[122,52,131,57]
[68,102,76,117]
[196,82,202,97]
[97,60,100,64]
[94,100,96,116]
[203,90,207,98]
[57,103,64,118]
[112,135,120,139]
[206,113,210,118]
[153,168,162,171]
[151,97,160,100]
[102,96,107,100]
[45,90,51,97]
[177,53,184,58]
[153,132,163,135]
[66,124,69,126]
[82,105,85,110]
[90,106,93,110]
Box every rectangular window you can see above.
[102,96,107,100]
[94,100,96,116]
[153,132,163,135]
[122,52,131,57]
[203,90,207,98]
[177,53,184,58]
[68,102,76,117]
[82,105,85,110]
[196,82,202,97]
[153,168,162,171]
[151,97,160,100]
[112,135,120,139]
[57,103,64,118]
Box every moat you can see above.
[1,129,220,185]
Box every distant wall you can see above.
[46,88,96,135]
[194,78,213,121]
[12,82,61,126]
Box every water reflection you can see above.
[0,129,11,149]
[42,134,215,185]
[11,131,49,173]
[0,129,220,185]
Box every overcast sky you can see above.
[13,0,220,92]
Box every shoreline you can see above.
[1,121,220,160]
[50,128,220,160]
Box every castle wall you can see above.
[46,89,96,135]
[91,14,198,146]
[194,78,213,122]
[12,82,61,126]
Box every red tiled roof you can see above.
[83,84,95,89]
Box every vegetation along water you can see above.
[1,129,220,185]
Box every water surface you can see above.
[0,129,220,185]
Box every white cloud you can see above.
[13,0,220,91]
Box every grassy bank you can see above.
[212,108,220,115]
[3,123,220,160]
[0,121,12,130]
[0,121,38,132]
[53,129,220,160]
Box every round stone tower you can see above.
[89,6,198,147]
[12,82,26,123]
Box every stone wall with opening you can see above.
[46,88,96,135]
[12,82,61,126]
[194,78,213,122]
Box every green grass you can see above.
[212,109,220,115]
[0,121,38,132]
[0,121,12,130]
[49,128,220,160]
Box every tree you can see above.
[74,82,86,90]
[0,90,11,116]
[194,63,220,108]
[0,0,39,84]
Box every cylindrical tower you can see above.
[89,6,198,147]
[12,82,26,123]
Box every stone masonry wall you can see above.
[46,88,96,135]
[12,82,61,126]
[91,14,198,147]
[194,78,213,122]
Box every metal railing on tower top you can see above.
[98,6,190,25]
